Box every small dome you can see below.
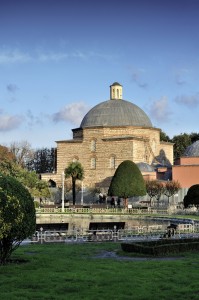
[80,99,152,128]
[111,82,122,86]
[184,140,199,157]
[136,162,154,172]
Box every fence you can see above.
[31,229,114,243]
[27,223,199,244]
[36,207,168,215]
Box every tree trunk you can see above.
[72,177,76,206]
[124,198,128,208]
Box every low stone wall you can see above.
[36,210,170,231]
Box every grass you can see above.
[0,242,199,300]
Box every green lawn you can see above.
[0,242,199,300]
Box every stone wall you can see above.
[43,125,173,189]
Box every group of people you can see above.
[163,224,178,238]
[110,197,121,208]
[98,194,121,207]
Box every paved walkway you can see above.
[93,250,183,261]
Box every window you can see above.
[91,139,96,152]
[91,157,96,169]
[117,89,119,98]
[110,156,116,169]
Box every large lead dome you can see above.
[184,140,199,157]
[80,83,152,128]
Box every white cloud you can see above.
[52,102,89,126]
[0,47,116,64]
[0,49,31,64]
[0,111,24,131]
[38,50,115,62]
[38,52,69,62]
[149,96,171,122]
[175,93,199,107]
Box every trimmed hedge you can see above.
[121,238,199,256]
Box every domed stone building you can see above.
[43,83,173,190]
[173,140,199,188]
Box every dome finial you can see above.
[110,82,123,100]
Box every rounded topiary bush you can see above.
[184,184,199,208]
[108,160,146,198]
[0,173,36,264]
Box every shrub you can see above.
[108,160,146,199]
[184,184,199,208]
[121,238,199,256]
[0,174,36,264]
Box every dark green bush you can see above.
[121,238,199,256]
[108,160,146,198]
[0,174,36,264]
[184,184,199,208]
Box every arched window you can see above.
[110,156,116,169]
[91,139,96,152]
[113,88,115,98]
[91,157,96,169]
[117,89,119,98]
[48,179,56,188]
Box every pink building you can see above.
[172,141,199,188]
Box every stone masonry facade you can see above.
[43,125,173,190]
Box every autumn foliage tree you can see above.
[145,180,164,206]
[0,144,50,199]
[164,180,181,205]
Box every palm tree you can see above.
[64,161,84,206]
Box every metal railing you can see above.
[36,207,168,215]
[26,223,199,244]
[30,229,114,243]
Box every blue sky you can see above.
[0,0,199,149]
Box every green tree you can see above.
[164,180,181,205]
[190,132,199,143]
[64,161,84,205]
[0,173,36,264]
[171,133,192,160]
[17,168,50,198]
[160,130,171,142]
[0,145,50,200]
[184,184,199,208]
[0,160,50,199]
[27,147,57,173]
[108,160,146,207]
